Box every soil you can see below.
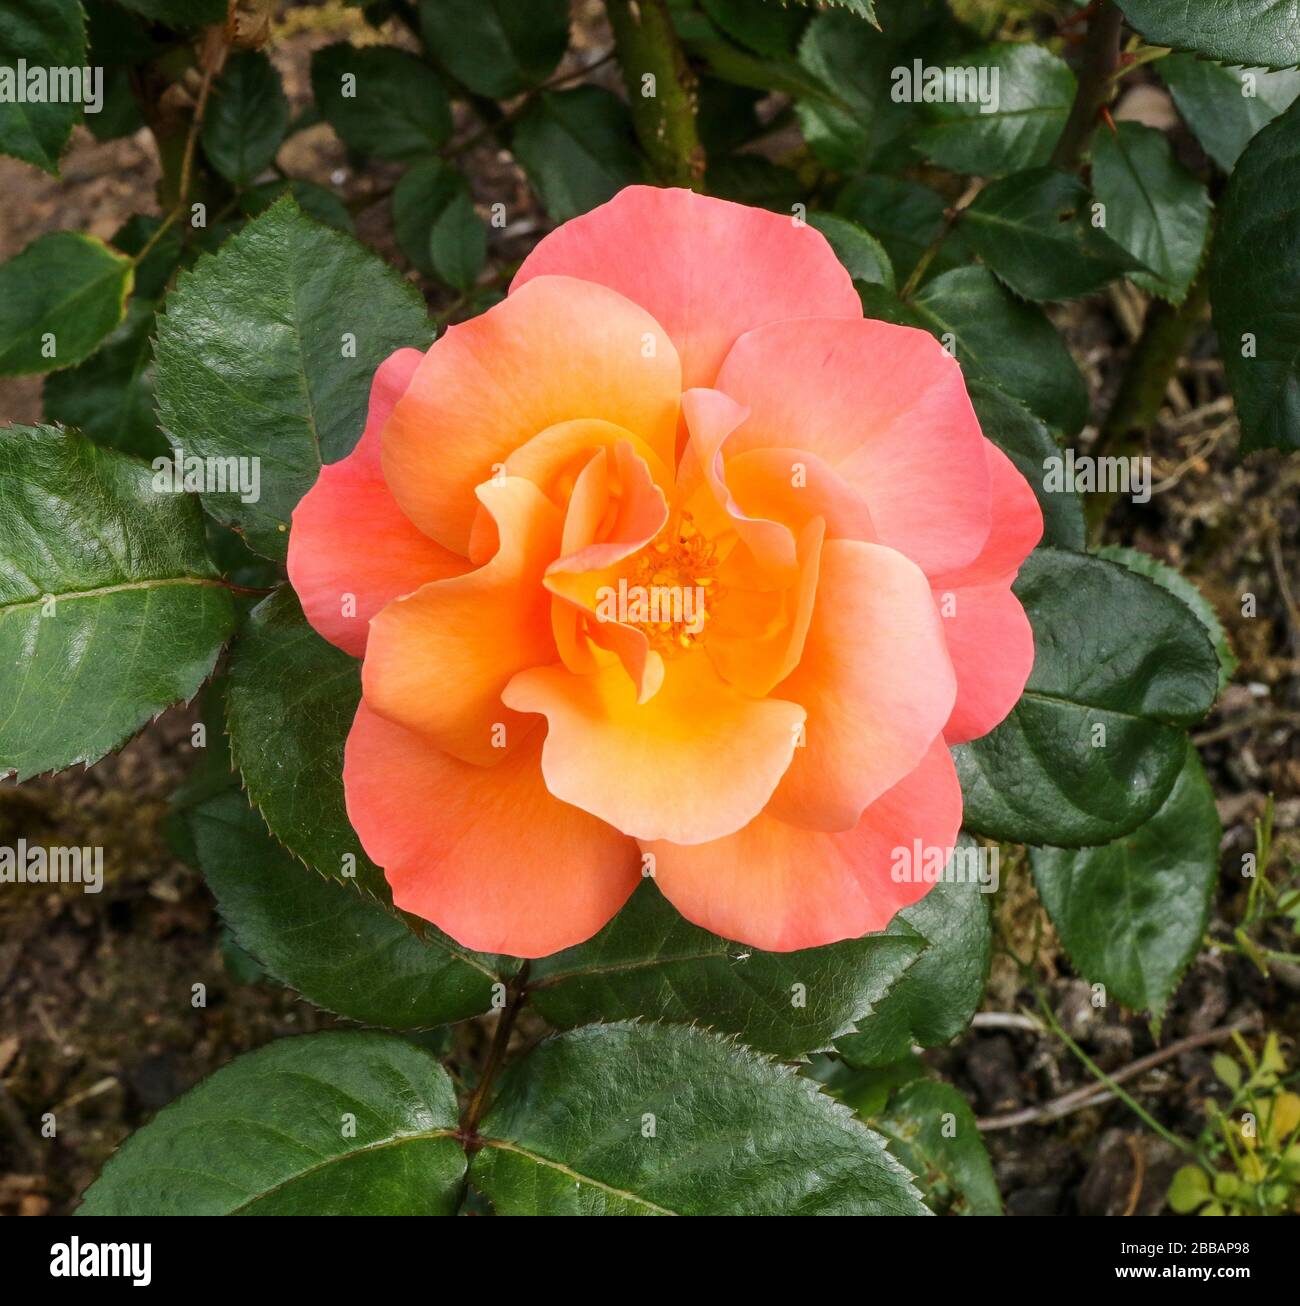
[1,5,1297,1217]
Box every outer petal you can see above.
[767,540,956,832]
[362,477,562,766]
[513,186,862,390]
[287,348,467,656]
[345,703,640,958]
[930,442,1043,590]
[715,317,992,576]
[383,275,681,554]
[502,654,805,845]
[930,443,1041,744]
[647,736,962,952]
[935,582,1035,745]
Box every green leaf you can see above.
[85,68,145,143]
[190,789,509,1029]
[113,0,226,25]
[807,211,895,291]
[1097,546,1236,694]
[240,178,354,233]
[968,382,1084,551]
[201,49,288,186]
[1091,123,1211,304]
[962,168,1141,301]
[153,196,432,558]
[685,35,846,106]
[84,0,157,66]
[529,881,922,1058]
[224,587,385,896]
[394,158,461,272]
[1115,0,1300,70]
[78,1032,465,1215]
[1212,1052,1242,1090]
[418,0,569,99]
[793,8,919,171]
[861,266,1090,433]
[696,77,764,153]
[1031,750,1220,1017]
[1168,1163,1212,1213]
[835,174,971,285]
[701,0,808,57]
[512,87,644,221]
[707,155,803,211]
[789,0,877,19]
[916,43,1076,176]
[875,1079,1002,1215]
[954,548,1220,847]
[1210,96,1300,453]
[429,189,487,293]
[42,299,167,458]
[836,867,992,1068]
[311,43,452,161]
[0,232,133,375]
[0,425,234,781]
[1159,56,1300,172]
[472,1022,927,1215]
[0,0,85,173]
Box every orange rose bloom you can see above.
[287,186,1041,957]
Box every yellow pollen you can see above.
[623,510,723,655]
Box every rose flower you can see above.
[287,186,1042,957]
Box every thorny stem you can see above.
[1086,267,1211,537]
[1050,0,1124,172]
[604,0,706,189]
[460,962,530,1148]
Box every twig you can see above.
[899,178,982,302]
[978,1017,1258,1132]
[177,27,229,209]
[1268,526,1300,655]
[459,962,529,1146]
[1122,1133,1146,1215]
[1193,709,1300,746]
[971,1011,1045,1033]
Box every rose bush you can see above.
[2,0,1284,1220]
[287,185,1041,957]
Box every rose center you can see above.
[621,510,723,654]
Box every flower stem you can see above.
[1050,0,1124,172]
[1086,267,1210,537]
[460,962,530,1147]
[604,0,706,189]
